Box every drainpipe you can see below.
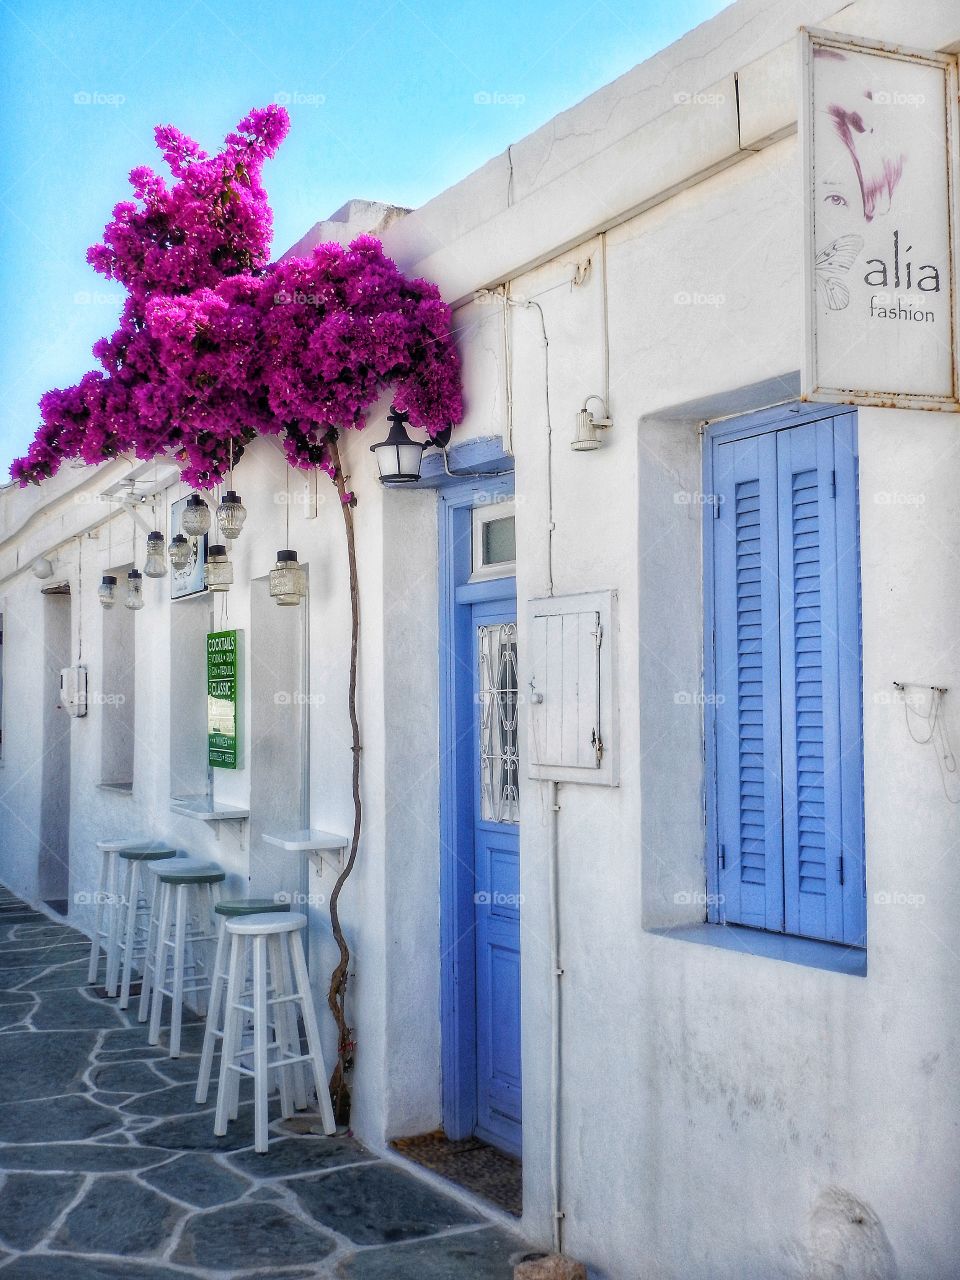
[548,778,564,1252]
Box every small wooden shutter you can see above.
[713,433,784,932]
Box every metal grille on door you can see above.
[477,623,520,823]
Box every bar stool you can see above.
[214,912,335,1152]
[148,858,225,1057]
[87,836,152,994]
[115,843,178,1011]
[195,899,305,1112]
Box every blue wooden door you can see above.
[711,412,865,946]
[472,599,522,1155]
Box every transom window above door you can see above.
[471,501,516,582]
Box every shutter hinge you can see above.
[713,499,721,518]
[719,843,726,870]
[590,727,604,765]
[838,853,844,886]
[829,470,836,498]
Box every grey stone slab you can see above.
[335,1227,523,1280]
[172,1200,335,1270]
[0,942,89,968]
[0,1172,85,1250]
[0,1031,98,1100]
[120,1082,210,1118]
[0,990,36,1007]
[0,968,45,988]
[138,1101,280,1152]
[0,1095,122,1143]
[89,1061,169,1095]
[0,1142,169,1172]
[228,1135,372,1180]
[148,1052,216,1085]
[291,1164,483,1246]
[52,1176,185,1256]
[141,1152,250,1208]
[15,960,91,991]
[2,1254,190,1279]
[29,988,127,1031]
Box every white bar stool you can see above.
[214,911,335,1153]
[115,842,178,1010]
[87,836,152,993]
[148,858,225,1057]
[138,853,189,1024]
[195,898,305,1113]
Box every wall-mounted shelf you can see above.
[170,795,250,822]
[263,828,350,873]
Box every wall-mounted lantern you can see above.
[370,408,452,485]
[572,395,613,452]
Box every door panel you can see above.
[472,603,521,1155]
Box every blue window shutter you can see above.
[713,434,784,932]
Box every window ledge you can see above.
[97,782,133,795]
[648,921,867,977]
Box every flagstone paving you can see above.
[0,886,526,1278]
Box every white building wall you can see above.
[0,1,958,1277]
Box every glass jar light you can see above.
[143,531,168,577]
[204,544,234,593]
[125,569,144,611]
[269,550,305,606]
[181,493,211,536]
[168,533,191,570]
[98,575,117,609]
[217,490,247,540]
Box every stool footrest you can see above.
[227,1050,313,1077]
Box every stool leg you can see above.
[87,850,108,984]
[267,934,294,1121]
[196,919,228,1105]
[252,935,270,1152]
[280,941,308,1110]
[118,859,141,1011]
[148,881,173,1046]
[214,933,245,1137]
[138,873,159,1024]
[104,852,122,997]
[169,883,188,1058]
[289,930,336,1135]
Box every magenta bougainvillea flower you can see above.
[12,105,463,490]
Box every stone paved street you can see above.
[0,887,526,1279]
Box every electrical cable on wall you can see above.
[894,681,959,803]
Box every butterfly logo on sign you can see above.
[815,234,864,311]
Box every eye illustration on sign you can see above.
[802,30,960,410]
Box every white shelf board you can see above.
[170,795,250,822]
[263,828,349,871]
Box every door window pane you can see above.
[478,623,520,823]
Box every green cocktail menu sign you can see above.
[207,629,241,769]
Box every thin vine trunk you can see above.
[326,436,361,1126]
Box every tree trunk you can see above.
[325,436,361,1126]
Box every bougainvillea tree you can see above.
[12,104,461,488]
[13,106,463,1122]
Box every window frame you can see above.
[470,500,517,582]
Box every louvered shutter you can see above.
[713,433,784,932]
[710,413,864,946]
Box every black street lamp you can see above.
[370,408,451,484]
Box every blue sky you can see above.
[0,0,728,478]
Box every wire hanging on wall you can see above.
[894,681,959,804]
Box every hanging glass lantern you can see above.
[98,575,117,609]
[143,531,168,578]
[181,493,211,536]
[204,544,234,593]
[217,491,247,540]
[269,550,305,606]
[125,569,144,611]
[168,533,191,570]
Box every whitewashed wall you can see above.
[1,1,959,1278]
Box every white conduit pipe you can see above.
[548,778,564,1252]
